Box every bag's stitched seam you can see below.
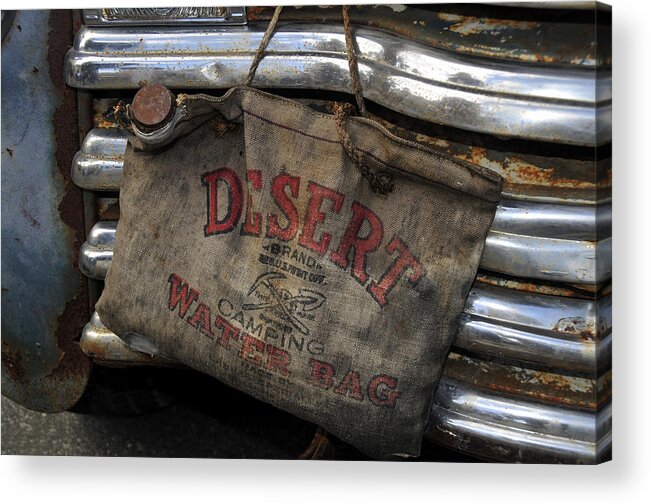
[184,88,502,188]
[242,87,501,186]
[242,108,500,203]
[243,108,340,144]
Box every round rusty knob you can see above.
[131,84,175,131]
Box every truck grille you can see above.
[66,6,611,463]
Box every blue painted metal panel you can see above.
[1,10,91,412]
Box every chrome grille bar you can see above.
[65,25,610,146]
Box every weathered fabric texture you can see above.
[97,87,502,458]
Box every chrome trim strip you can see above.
[64,25,610,145]
[78,221,116,280]
[79,243,112,280]
[456,283,610,373]
[70,128,129,191]
[426,379,610,463]
[482,232,610,284]
[493,200,610,241]
[82,7,246,26]
[71,152,124,191]
[80,126,129,157]
[80,311,175,364]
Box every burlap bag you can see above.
[96,9,502,458]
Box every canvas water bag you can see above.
[96,7,503,459]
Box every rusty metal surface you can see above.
[475,272,602,299]
[371,113,610,206]
[93,97,122,129]
[1,10,91,412]
[246,4,609,67]
[442,352,610,410]
[297,98,609,205]
[81,114,611,205]
[130,83,175,131]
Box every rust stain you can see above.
[48,10,86,269]
[474,273,590,299]
[246,6,267,19]
[52,292,93,382]
[456,149,596,189]
[245,5,596,66]
[597,170,612,189]
[131,84,175,129]
[443,352,606,409]
[554,317,596,342]
[1,341,27,383]
[47,10,92,384]
[93,102,121,129]
[372,113,601,195]
[437,13,539,37]
[508,162,583,187]
[597,370,612,399]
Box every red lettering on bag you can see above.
[329,202,384,286]
[241,170,262,237]
[334,370,364,401]
[200,170,426,308]
[309,358,335,389]
[367,375,401,408]
[215,315,240,350]
[202,168,243,236]
[267,173,300,241]
[239,333,265,366]
[265,343,291,376]
[167,273,199,319]
[187,302,214,338]
[367,237,425,307]
[298,182,344,255]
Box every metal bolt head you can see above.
[131,84,175,131]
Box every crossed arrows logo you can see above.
[242,272,326,335]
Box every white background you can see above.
[1,0,649,502]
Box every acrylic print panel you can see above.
[1,3,610,464]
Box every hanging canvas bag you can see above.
[96,6,503,458]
